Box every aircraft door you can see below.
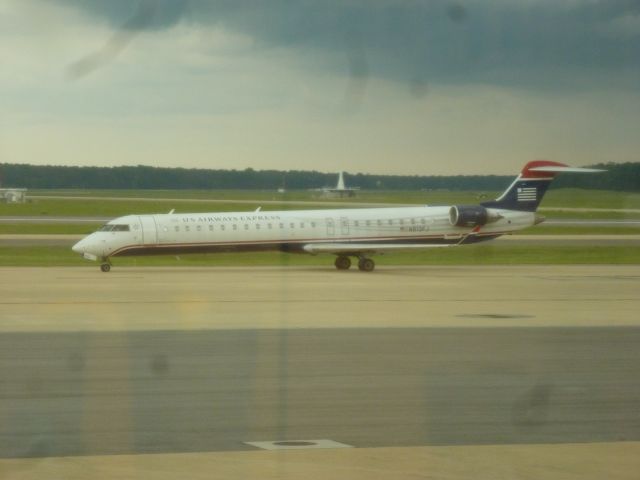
[139,215,158,245]
[340,217,350,236]
[157,219,179,244]
[326,218,335,236]
[130,218,143,245]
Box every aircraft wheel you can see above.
[334,256,351,270]
[100,263,111,273]
[358,258,375,272]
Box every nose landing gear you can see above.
[100,258,112,272]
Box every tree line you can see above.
[0,162,638,192]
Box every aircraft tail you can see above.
[481,160,603,212]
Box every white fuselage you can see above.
[72,205,534,260]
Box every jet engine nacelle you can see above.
[449,205,501,227]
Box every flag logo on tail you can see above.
[517,186,537,202]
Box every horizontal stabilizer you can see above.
[528,166,605,173]
[303,243,453,255]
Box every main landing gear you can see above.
[334,255,375,272]
[334,256,351,270]
[358,257,375,272]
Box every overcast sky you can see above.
[1,0,639,175]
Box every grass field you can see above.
[538,211,640,220]
[25,187,640,208]
[26,189,487,205]
[543,189,640,210]
[1,244,639,267]
[0,198,324,217]
[0,224,100,235]
[3,189,640,222]
[520,225,640,235]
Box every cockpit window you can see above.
[98,224,129,232]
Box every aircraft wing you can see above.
[302,243,453,255]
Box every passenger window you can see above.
[244,224,249,230]
[209,225,213,231]
[279,223,284,229]
[268,223,272,229]
[221,225,226,231]
[411,218,415,225]
[300,222,304,228]
[174,226,179,232]
[366,220,371,226]
[197,225,202,232]
[377,220,382,226]
[233,224,237,230]
[311,222,316,228]
[290,223,295,228]
[185,226,190,232]
[256,224,260,229]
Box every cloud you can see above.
[59,0,188,30]
[3,0,640,174]
[56,0,640,91]
[66,0,160,79]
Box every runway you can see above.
[1,266,639,478]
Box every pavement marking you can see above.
[456,313,535,319]
[245,439,353,450]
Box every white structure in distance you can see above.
[0,188,27,203]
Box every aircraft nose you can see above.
[72,235,102,260]
[72,239,85,254]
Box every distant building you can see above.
[0,188,27,203]
[316,172,359,198]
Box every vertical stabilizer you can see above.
[481,160,603,212]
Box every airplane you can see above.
[71,160,602,272]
